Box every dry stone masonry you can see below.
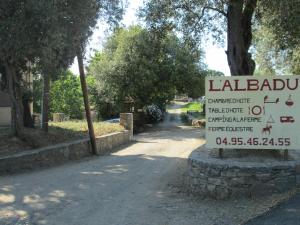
[0,113,134,174]
[188,145,300,199]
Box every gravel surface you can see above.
[244,193,300,225]
[0,102,295,225]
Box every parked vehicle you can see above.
[105,118,120,123]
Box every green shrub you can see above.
[180,113,190,124]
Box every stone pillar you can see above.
[120,113,133,140]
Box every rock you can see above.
[192,119,206,128]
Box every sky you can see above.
[70,0,230,76]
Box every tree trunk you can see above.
[77,49,97,155]
[42,73,50,132]
[4,62,24,137]
[227,0,257,76]
[23,96,34,128]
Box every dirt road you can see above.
[0,125,207,225]
[0,105,293,225]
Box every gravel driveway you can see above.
[0,107,294,225]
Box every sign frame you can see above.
[205,75,300,150]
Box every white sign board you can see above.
[206,76,300,149]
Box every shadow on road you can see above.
[0,153,194,225]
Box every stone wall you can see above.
[188,145,300,199]
[96,130,131,155]
[0,114,134,174]
[0,139,91,174]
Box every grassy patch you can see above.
[49,121,124,137]
[191,112,206,120]
[181,102,202,113]
[0,121,124,157]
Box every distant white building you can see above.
[0,66,33,127]
[174,94,188,102]
[0,90,11,127]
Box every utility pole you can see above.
[77,48,97,155]
[42,73,50,132]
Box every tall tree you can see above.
[253,1,300,75]
[50,71,84,119]
[65,0,126,154]
[88,26,206,112]
[0,0,54,136]
[141,0,300,76]
[257,0,300,51]
[0,0,126,137]
[253,25,286,75]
